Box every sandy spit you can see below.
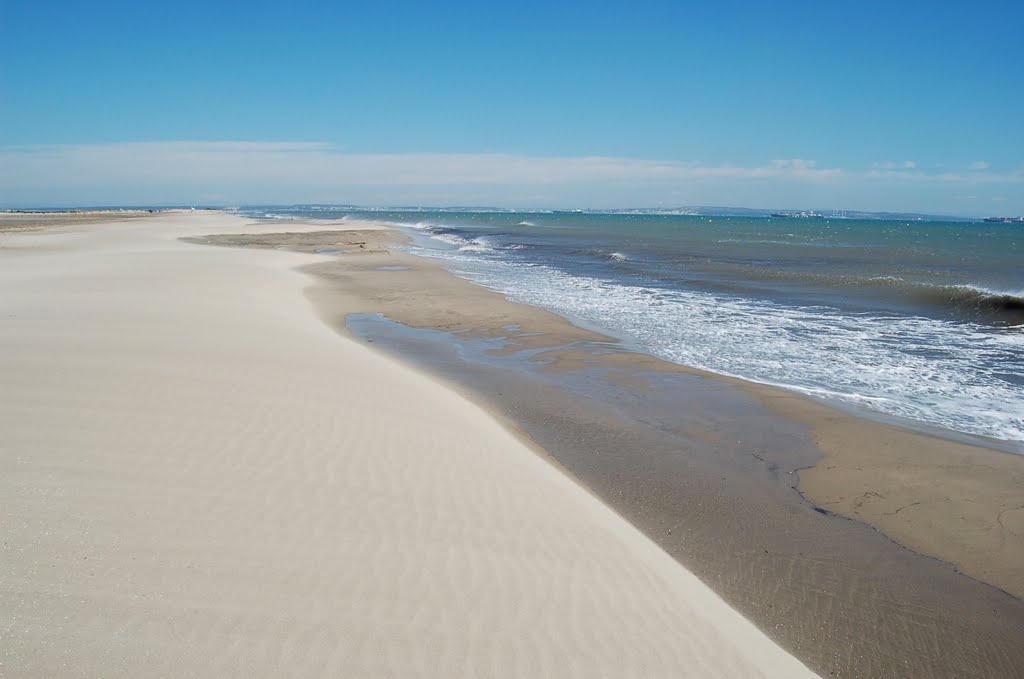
[201,221,1024,677]
[0,211,814,677]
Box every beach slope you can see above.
[0,212,813,677]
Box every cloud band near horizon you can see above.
[1,142,1020,213]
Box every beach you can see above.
[7,0,1021,674]
[194,216,1024,676]
[0,211,815,677]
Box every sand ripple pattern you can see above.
[0,213,813,677]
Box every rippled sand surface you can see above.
[0,212,813,678]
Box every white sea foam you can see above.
[406,221,439,230]
[950,283,1024,299]
[409,242,1024,444]
[459,242,496,253]
[413,230,499,254]
[428,233,470,248]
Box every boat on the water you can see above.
[771,211,825,219]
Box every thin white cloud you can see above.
[1,142,1020,213]
[872,160,917,170]
[864,167,1024,184]
[0,142,843,189]
[969,160,991,171]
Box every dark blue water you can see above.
[240,207,1024,446]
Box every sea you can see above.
[238,207,1024,448]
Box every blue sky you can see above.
[1,0,1021,213]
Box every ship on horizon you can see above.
[770,210,827,219]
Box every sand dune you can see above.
[0,211,813,677]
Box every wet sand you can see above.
[194,222,1024,677]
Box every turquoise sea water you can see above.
[242,207,1024,447]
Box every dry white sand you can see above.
[0,211,814,678]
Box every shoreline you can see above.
[190,218,1024,676]
[405,226,1024,599]
[0,210,816,677]
[203,219,1024,592]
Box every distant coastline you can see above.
[1,203,1004,223]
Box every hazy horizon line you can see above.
[1,202,1007,221]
